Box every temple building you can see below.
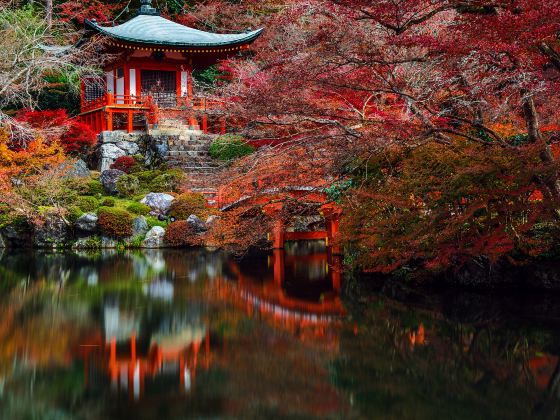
[79,0,263,134]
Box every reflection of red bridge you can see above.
[213,250,345,335]
[216,186,343,252]
[78,329,210,400]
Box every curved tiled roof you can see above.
[85,14,263,48]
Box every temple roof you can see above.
[85,14,263,48]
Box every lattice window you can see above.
[83,77,105,101]
[141,70,177,107]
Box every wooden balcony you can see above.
[79,93,226,134]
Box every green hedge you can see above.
[209,135,255,161]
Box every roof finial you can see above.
[139,0,159,16]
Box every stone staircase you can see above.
[155,118,224,206]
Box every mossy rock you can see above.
[126,202,151,216]
[116,174,141,197]
[100,197,115,207]
[76,196,99,212]
[97,207,133,238]
[169,192,207,219]
[84,179,105,196]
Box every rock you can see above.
[61,159,90,178]
[132,216,149,237]
[100,169,125,194]
[141,193,175,215]
[75,213,98,232]
[187,214,206,233]
[116,140,139,155]
[101,237,118,248]
[205,215,219,227]
[72,236,101,250]
[99,143,126,171]
[143,226,166,248]
[34,213,70,248]
[0,233,5,248]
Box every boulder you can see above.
[101,236,118,248]
[143,226,166,248]
[205,215,219,227]
[132,216,149,237]
[116,140,139,155]
[187,214,206,233]
[75,213,98,232]
[61,159,90,178]
[99,144,126,171]
[100,169,125,194]
[141,193,175,215]
[34,213,70,248]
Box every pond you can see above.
[0,242,559,419]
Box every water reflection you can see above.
[0,244,559,418]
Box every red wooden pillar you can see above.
[109,337,117,384]
[127,109,133,133]
[202,114,208,133]
[107,110,113,131]
[130,333,137,360]
[273,249,285,286]
[272,219,285,249]
[175,70,182,106]
[220,117,226,134]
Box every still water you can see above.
[0,242,559,419]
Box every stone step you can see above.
[166,150,210,157]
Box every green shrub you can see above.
[150,169,184,192]
[74,235,102,250]
[100,197,115,207]
[116,174,140,197]
[76,196,99,212]
[209,134,255,161]
[146,216,167,228]
[84,179,105,196]
[126,201,151,215]
[97,207,133,238]
[66,205,83,224]
[169,192,207,219]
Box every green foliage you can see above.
[168,192,207,219]
[100,197,115,207]
[74,235,102,249]
[66,205,83,224]
[209,135,255,161]
[192,65,225,87]
[324,179,353,204]
[75,196,98,212]
[116,174,140,197]
[146,216,167,229]
[149,169,184,192]
[37,72,81,116]
[126,202,151,216]
[97,207,133,238]
[83,179,105,196]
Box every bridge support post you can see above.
[321,204,343,255]
[273,249,285,286]
[271,219,285,249]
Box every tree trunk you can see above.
[522,92,560,206]
[46,0,53,30]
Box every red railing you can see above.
[81,92,224,114]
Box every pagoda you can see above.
[79,0,263,134]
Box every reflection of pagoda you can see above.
[212,248,345,336]
[78,303,210,400]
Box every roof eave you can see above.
[84,19,264,48]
